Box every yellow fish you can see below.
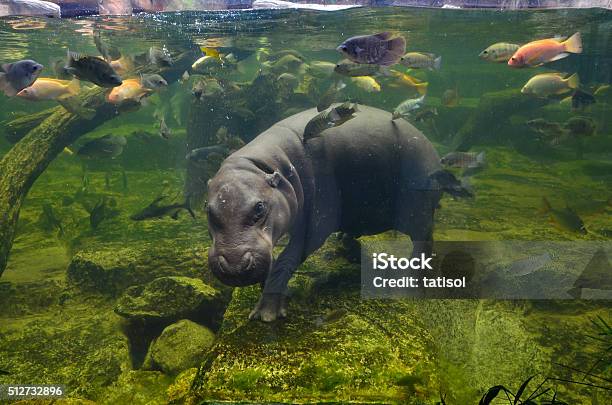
[17,78,80,101]
[201,47,222,59]
[521,73,579,97]
[390,70,428,95]
[351,76,381,93]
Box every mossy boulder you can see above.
[114,276,222,322]
[0,297,130,400]
[145,319,216,375]
[188,250,439,404]
[66,242,216,296]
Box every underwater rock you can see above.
[145,319,215,375]
[114,276,221,322]
[66,243,214,296]
[189,249,439,403]
[0,0,61,17]
[0,297,130,399]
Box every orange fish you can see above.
[107,79,152,105]
[508,32,582,67]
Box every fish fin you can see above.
[433,55,442,70]
[547,52,570,62]
[378,36,406,66]
[476,151,486,165]
[329,108,341,122]
[540,197,552,214]
[0,74,18,97]
[183,199,196,219]
[563,32,582,54]
[1,63,12,73]
[429,170,473,199]
[67,49,81,62]
[64,66,78,76]
[416,82,429,96]
[67,78,80,95]
[374,32,393,40]
[150,196,166,207]
[565,73,579,89]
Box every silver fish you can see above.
[0,59,43,97]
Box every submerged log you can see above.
[0,87,118,278]
[0,50,195,278]
[4,108,59,144]
[451,89,548,151]
[184,70,282,205]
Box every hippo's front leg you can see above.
[249,229,306,322]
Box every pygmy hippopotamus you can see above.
[206,104,467,321]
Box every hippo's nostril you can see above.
[218,255,230,272]
[242,252,255,271]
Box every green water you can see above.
[0,6,611,404]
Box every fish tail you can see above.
[416,82,429,96]
[566,73,580,89]
[67,78,80,95]
[387,36,406,56]
[563,32,582,54]
[433,55,442,70]
[430,170,473,199]
[540,197,552,214]
[476,151,486,165]
[183,198,196,219]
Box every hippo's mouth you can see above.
[209,252,270,287]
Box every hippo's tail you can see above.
[429,170,473,199]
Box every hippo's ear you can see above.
[265,171,282,188]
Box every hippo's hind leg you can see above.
[394,189,439,257]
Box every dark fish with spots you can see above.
[303,102,359,142]
[65,51,122,88]
[440,151,485,169]
[159,118,172,140]
[337,32,406,66]
[0,59,43,96]
[540,197,587,234]
[186,145,229,162]
[429,170,474,199]
[571,89,596,111]
[77,135,127,159]
[130,196,195,221]
[38,203,63,236]
[564,116,596,137]
[505,252,553,277]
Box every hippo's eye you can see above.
[252,201,267,222]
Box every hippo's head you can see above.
[206,161,297,286]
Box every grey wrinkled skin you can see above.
[207,105,442,322]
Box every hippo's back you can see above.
[277,105,442,235]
